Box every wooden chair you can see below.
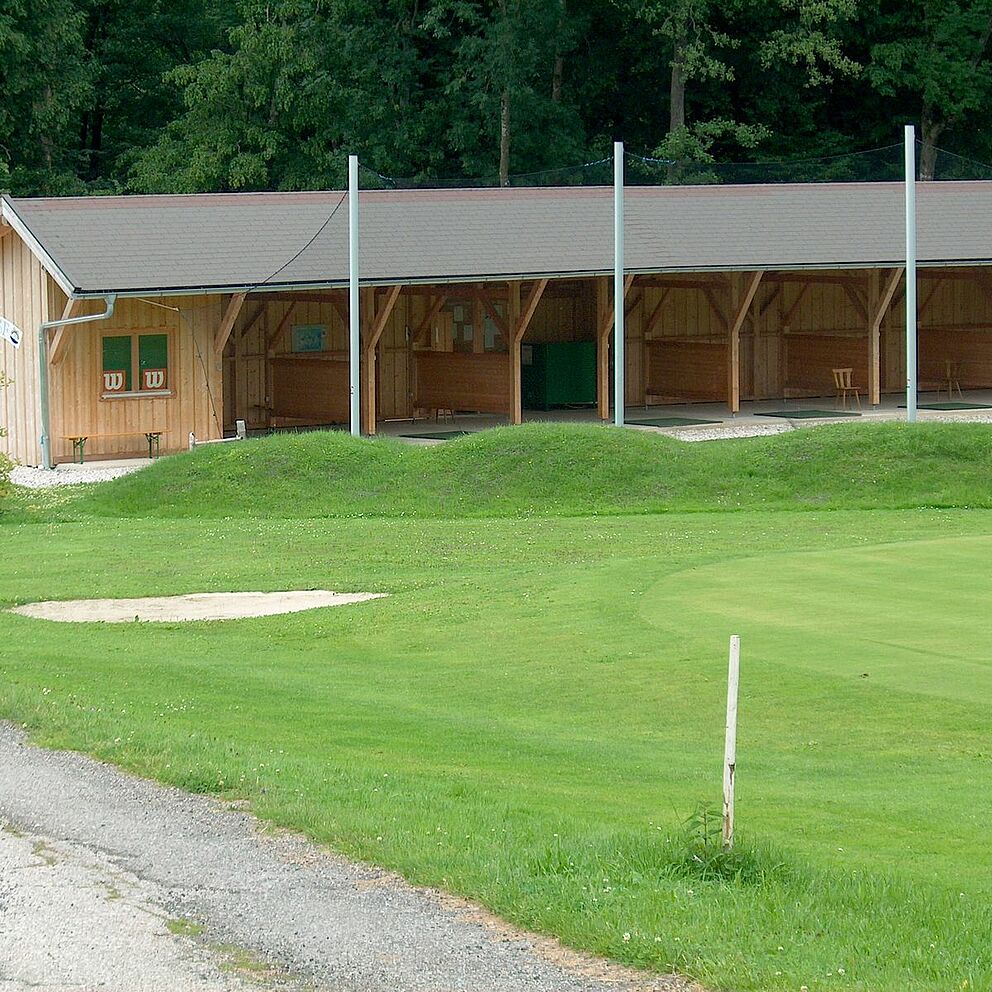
[832,368,862,411]
[938,360,963,402]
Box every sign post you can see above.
[722,634,741,850]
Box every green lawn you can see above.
[1,423,991,991]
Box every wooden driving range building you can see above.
[2,181,992,465]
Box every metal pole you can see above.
[348,154,361,437]
[722,634,741,850]
[905,125,917,423]
[38,295,116,469]
[613,140,625,427]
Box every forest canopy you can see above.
[2,0,991,197]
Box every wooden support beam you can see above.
[781,283,811,329]
[507,282,523,424]
[472,293,485,354]
[727,272,763,413]
[237,303,267,340]
[634,276,726,290]
[512,278,549,345]
[507,278,548,425]
[265,302,298,352]
[49,299,83,367]
[843,283,869,323]
[702,284,729,332]
[597,274,635,339]
[596,278,610,421]
[214,292,248,357]
[480,293,509,342]
[868,267,904,406]
[595,274,635,420]
[362,285,403,435]
[918,278,944,321]
[643,289,672,338]
[329,297,350,327]
[764,272,871,285]
[413,294,448,346]
[757,283,783,320]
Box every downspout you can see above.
[38,295,117,468]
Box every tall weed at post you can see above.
[665,802,786,885]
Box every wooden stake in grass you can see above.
[722,634,741,850]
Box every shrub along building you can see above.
[1,181,992,465]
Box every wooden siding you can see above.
[413,352,511,414]
[48,294,223,462]
[0,229,49,465]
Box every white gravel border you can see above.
[11,462,147,488]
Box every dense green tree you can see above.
[131,0,448,191]
[75,0,230,188]
[867,0,992,178]
[0,0,91,194]
[4,0,992,196]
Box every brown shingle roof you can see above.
[3,182,992,297]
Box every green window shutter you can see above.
[138,334,169,390]
[102,335,132,391]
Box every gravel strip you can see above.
[0,725,694,992]
[10,463,146,488]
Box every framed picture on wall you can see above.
[291,324,326,353]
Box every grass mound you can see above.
[39,419,992,519]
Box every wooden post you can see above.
[869,267,904,407]
[595,277,610,420]
[214,292,248,358]
[49,298,83,367]
[727,272,763,414]
[507,281,522,423]
[594,274,633,421]
[722,634,741,850]
[362,284,402,435]
[868,269,880,406]
[473,293,485,354]
[505,279,549,424]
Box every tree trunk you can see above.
[499,88,511,186]
[666,35,687,182]
[919,103,944,182]
[551,0,566,102]
[669,41,686,134]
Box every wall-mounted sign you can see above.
[143,368,167,390]
[291,324,326,353]
[0,317,21,348]
[103,370,127,392]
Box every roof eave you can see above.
[67,256,992,300]
[0,195,79,299]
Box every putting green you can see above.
[648,534,992,705]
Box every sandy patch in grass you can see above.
[10,590,387,623]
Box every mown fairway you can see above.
[1,423,990,991]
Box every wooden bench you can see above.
[62,430,166,464]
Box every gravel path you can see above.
[0,725,692,992]
[0,821,279,992]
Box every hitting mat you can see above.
[399,430,475,440]
[758,409,861,419]
[626,417,722,427]
[898,402,992,411]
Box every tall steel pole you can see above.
[348,154,361,437]
[613,141,625,427]
[905,126,918,423]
